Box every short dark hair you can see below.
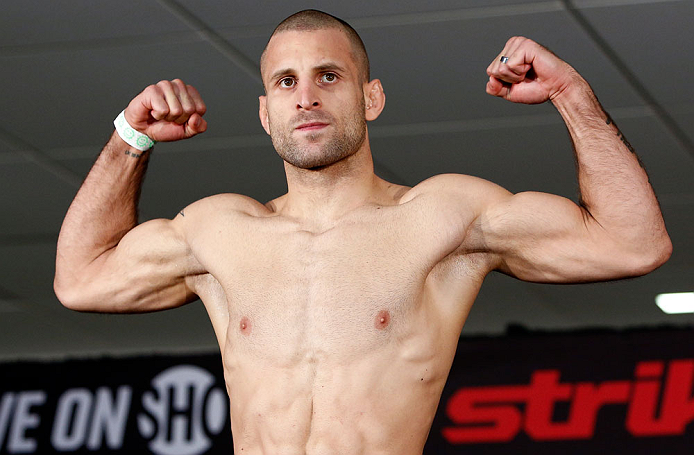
[260,10,370,85]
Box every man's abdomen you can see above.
[222,293,457,455]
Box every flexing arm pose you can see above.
[470,37,671,281]
[54,80,208,312]
[52,17,672,453]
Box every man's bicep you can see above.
[64,217,203,313]
[479,191,641,283]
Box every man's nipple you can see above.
[375,310,391,330]
[240,316,252,335]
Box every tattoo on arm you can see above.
[605,114,636,155]
[124,150,143,159]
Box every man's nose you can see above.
[296,81,321,110]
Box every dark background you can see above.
[0,0,692,360]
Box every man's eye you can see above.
[321,73,337,83]
[280,78,295,87]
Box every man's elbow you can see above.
[628,234,673,276]
[54,275,89,311]
[650,234,674,270]
[54,273,167,313]
[53,273,108,312]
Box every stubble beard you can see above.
[269,104,367,170]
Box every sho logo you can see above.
[137,365,227,455]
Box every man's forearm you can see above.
[55,132,151,289]
[552,78,671,258]
[54,80,207,309]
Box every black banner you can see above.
[1,327,692,454]
[0,355,233,454]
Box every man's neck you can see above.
[278,144,385,229]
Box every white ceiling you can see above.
[0,0,692,361]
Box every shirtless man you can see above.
[54,9,671,455]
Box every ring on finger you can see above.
[500,56,509,64]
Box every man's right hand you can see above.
[124,79,207,142]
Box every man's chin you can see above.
[273,127,365,170]
[279,148,352,170]
[283,156,339,170]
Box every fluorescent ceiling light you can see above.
[655,292,694,314]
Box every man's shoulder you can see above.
[400,173,509,206]
[182,193,271,218]
[174,193,270,230]
[172,193,273,245]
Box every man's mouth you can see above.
[295,122,329,131]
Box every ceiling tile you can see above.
[57,141,286,221]
[659,203,694,268]
[0,41,264,152]
[671,109,694,148]
[0,243,58,303]
[0,0,190,47]
[184,0,549,30]
[137,144,287,217]
[576,1,694,106]
[0,162,75,237]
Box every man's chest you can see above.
[194,211,444,359]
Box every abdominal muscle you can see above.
[222,290,463,455]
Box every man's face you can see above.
[260,29,367,169]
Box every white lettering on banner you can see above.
[87,387,132,450]
[0,393,14,449]
[138,365,227,455]
[51,389,91,451]
[7,391,45,453]
[51,387,132,451]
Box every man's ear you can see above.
[259,95,270,135]
[364,79,385,121]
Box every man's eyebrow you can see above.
[269,68,294,83]
[268,62,349,83]
[314,62,348,74]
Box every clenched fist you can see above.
[124,79,207,142]
[486,37,584,105]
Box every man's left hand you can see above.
[486,36,581,104]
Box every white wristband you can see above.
[113,110,156,151]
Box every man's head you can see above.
[260,10,370,87]
[258,10,385,171]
